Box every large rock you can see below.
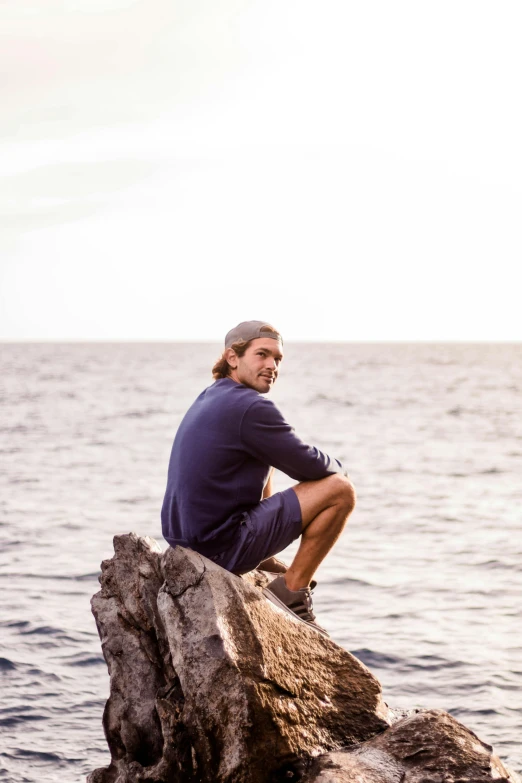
[158,544,391,782]
[302,710,518,782]
[89,534,520,783]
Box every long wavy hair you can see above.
[212,324,280,380]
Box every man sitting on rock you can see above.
[161,321,356,635]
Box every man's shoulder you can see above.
[203,378,263,410]
[204,379,283,418]
[239,391,285,425]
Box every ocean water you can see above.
[0,341,521,782]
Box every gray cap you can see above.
[224,320,283,349]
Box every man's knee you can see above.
[328,473,356,513]
[292,473,356,527]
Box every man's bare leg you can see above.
[284,474,356,591]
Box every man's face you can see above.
[227,338,283,393]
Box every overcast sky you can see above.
[1,0,521,341]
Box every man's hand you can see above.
[262,467,275,499]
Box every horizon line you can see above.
[2,338,522,345]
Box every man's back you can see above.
[161,377,270,555]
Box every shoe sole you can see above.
[262,588,329,637]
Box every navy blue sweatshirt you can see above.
[161,377,344,556]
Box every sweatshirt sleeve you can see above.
[240,397,344,482]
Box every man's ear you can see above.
[225,348,238,369]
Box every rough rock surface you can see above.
[89,534,520,783]
[88,534,194,782]
[158,544,391,782]
[302,710,518,782]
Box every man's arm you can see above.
[262,467,274,499]
[241,398,345,482]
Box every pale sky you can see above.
[1,0,521,341]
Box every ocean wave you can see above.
[99,407,168,420]
[19,626,84,645]
[0,749,64,763]
[0,713,46,727]
[351,648,405,667]
[61,654,106,668]
[0,424,29,434]
[1,572,100,582]
[351,649,468,673]
[306,393,354,407]
[327,576,378,588]
[475,559,522,572]
[450,707,499,718]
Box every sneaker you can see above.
[263,575,329,637]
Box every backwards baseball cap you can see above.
[224,320,283,349]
